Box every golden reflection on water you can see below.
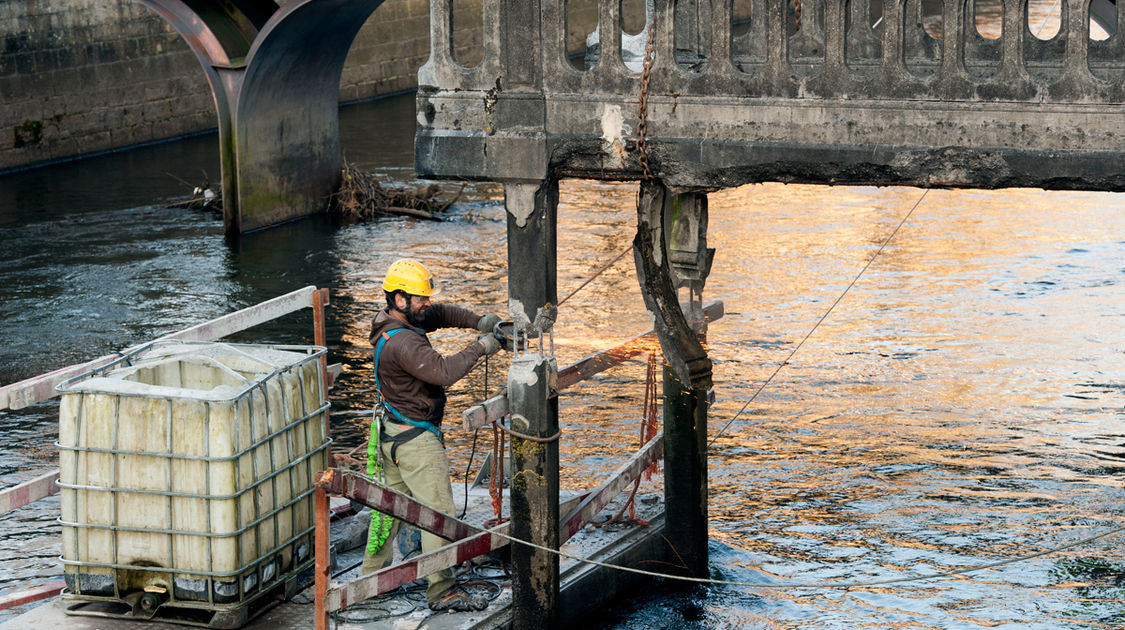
[320,177,1125,626]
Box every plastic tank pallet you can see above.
[55,340,331,627]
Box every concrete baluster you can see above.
[845,0,882,64]
[500,0,542,87]
[418,0,453,88]
[653,0,677,84]
[880,0,911,83]
[541,0,571,88]
[788,0,825,60]
[481,0,503,81]
[705,0,737,84]
[595,0,627,82]
[936,0,974,97]
[673,0,708,72]
[1050,0,1103,97]
[764,0,792,93]
[740,0,770,66]
[903,0,939,67]
[822,0,846,93]
[978,0,1035,100]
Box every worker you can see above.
[361,258,502,612]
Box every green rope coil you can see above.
[366,411,394,555]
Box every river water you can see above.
[1,92,1123,627]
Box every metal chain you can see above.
[635,18,657,182]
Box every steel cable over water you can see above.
[484,521,1125,589]
[708,188,931,447]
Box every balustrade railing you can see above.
[421,0,1125,103]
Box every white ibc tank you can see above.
[56,340,330,611]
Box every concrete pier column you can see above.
[504,179,560,630]
[663,365,709,576]
[634,180,713,578]
[135,0,385,237]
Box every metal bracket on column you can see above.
[634,180,713,390]
[664,187,715,333]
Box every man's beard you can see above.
[405,299,428,327]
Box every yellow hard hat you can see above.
[382,259,439,297]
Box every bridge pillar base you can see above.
[504,179,561,630]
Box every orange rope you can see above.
[642,351,661,481]
[489,421,505,521]
[598,350,661,527]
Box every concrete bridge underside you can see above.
[138,0,385,236]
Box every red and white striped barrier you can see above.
[0,470,59,516]
[326,522,509,611]
[561,432,663,542]
[321,469,485,542]
[317,488,592,616]
[0,580,66,611]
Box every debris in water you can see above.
[164,170,221,212]
[330,161,463,222]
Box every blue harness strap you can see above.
[374,327,443,442]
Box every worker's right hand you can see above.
[477,333,501,356]
[476,313,502,334]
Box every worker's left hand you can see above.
[476,313,502,334]
[477,334,502,356]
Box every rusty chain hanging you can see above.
[635,18,657,182]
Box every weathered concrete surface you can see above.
[416,0,1125,192]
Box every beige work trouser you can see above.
[361,422,456,602]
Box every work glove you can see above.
[477,333,501,356]
[476,313,502,334]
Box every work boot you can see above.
[428,584,489,612]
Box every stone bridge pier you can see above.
[139,0,385,237]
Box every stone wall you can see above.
[0,0,531,173]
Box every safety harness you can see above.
[366,326,443,555]
[373,327,444,462]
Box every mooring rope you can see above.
[708,188,931,447]
[485,519,1125,590]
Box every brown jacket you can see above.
[369,303,484,427]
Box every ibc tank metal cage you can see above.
[54,340,331,623]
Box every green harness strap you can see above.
[365,410,394,555]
